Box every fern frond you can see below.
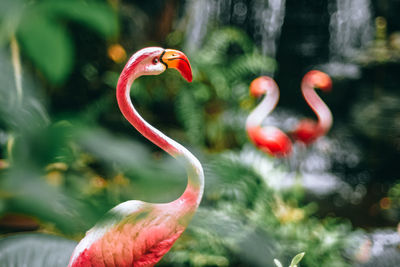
[227,53,276,81]
[175,87,205,146]
[195,27,254,65]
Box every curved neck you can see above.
[246,83,279,129]
[301,81,332,134]
[116,58,204,209]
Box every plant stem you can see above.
[8,34,23,162]
[10,34,23,106]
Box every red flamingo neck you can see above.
[116,54,204,208]
[301,80,332,135]
[246,80,279,129]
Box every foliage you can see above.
[0,0,118,84]
[351,93,400,143]
[160,148,356,267]
[381,180,400,222]
[0,233,76,267]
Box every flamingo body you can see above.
[246,76,292,157]
[292,70,332,145]
[70,200,194,267]
[292,119,322,145]
[247,126,292,157]
[68,47,203,267]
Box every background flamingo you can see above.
[292,70,333,145]
[246,76,292,157]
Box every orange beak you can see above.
[160,49,193,82]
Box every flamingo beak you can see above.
[160,49,193,82]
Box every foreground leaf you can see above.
[0,233,77,267]
[38,0,118,39]
[17,14,73,84]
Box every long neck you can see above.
[116,59,204,209]
[301,81,332,134]
[246,83,279,129]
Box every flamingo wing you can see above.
[69,201,185,267]
[248,126,292,157]
[292,119,321,145]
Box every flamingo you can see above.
[67,47,203,266]
[291,70,333,145]
[246,76,292,157]
[0,47,204,267]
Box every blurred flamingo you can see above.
[66,47,204,266]
[292,70,333,145]
[246,76,292,157]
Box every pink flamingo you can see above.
[291,70,333,145]
[246,76,292,157]
[68,47,204,266]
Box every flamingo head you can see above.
[126,47,192,82]
[303,70,332,92]
[249,76,276,98]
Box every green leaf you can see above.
[0,233,77,267]
[17,14,73,84]
[39,0,118,39]
[0,0,24,45]
[290,252,305,267]
[15,0,118,84]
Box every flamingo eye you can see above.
[153,57,159,64]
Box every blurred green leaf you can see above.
[17,14,73,84]
[0,0,24,45]
[0,233,76,267]
[2,168,97,233]
[38,0,118,39]
[10,0,118,84]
